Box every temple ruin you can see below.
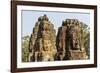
[56,19,88,60]
[28,15,88,62]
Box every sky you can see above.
[21,10,90,37]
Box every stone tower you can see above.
[56,19,88,60]
[28,15,57,62]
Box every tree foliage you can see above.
[22,36,30,62]
[80,22,90,58]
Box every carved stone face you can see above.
[72,24,81,50]
[43,40,52,51]
[42,31,51,40]
[72,34,80,50]
[65,23,80,50]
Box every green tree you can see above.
[80,22,90,58]
[22,36,30,62]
